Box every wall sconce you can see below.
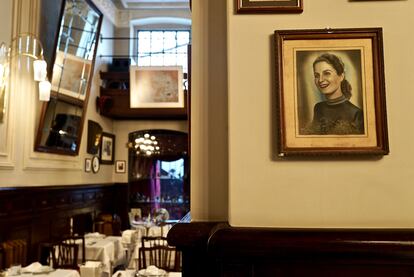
[33,59,47,81]
[11,33,51,101]
[38,80,51,101]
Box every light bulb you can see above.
[39,80,51,101]
[33,59,47,81]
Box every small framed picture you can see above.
[85,158,91,172]
[100,132,115,164]
[115,160,126,173]
[275,28,389,156]
[236,0,303,14]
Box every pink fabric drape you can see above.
[150,160,161,210]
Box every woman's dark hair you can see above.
[313,53,352,99]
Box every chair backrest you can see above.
[141,236,168,249]
[0,245,4,270]
[62,235,86,264]
[94,213,122,236]
[1,239,27,268]
[139,236,181,272]
[52,242,79,269]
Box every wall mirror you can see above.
[35,0,102,155]
[0,0,12,124]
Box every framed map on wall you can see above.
[130,66,184,108]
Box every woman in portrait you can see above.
[307,53,364,135]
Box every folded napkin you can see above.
[21,262,52,274]
[85,232,105,239]
[112,270,135,277]
[139,265,166,276]
[21,262,41,273]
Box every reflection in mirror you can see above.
[38,98,83,152]
[36,0,102,155]
[0,0,12,123]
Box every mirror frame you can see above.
[35,0,103,156]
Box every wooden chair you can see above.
[138,236,181,272]
[52,242,79,269]
[38,242,55,266]
[94,213,122,236]
[1,239,27,268]
[62,235,86,265]
[0,245,4,270]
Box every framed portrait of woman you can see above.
[275,28,389,156]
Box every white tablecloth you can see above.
[18,269,80,277]
[80,236,125,274]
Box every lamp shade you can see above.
[39,80,51,101]
[33,59,47,81]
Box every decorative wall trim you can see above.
[0,0,20,169]
[0,61,15,169]
[92,0,191,28]
[118,0,189,10]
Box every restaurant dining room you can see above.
[3,0,414,276]
[0,0,194,276]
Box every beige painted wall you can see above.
[189,0,229,221]
[228,0,414,227]
[0,0,12,44]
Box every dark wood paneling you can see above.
[168,223,414,277]
[0,183,128,267]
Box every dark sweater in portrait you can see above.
[311,97,364,135]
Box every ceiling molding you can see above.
[112,0,189,10]
[94,0,190,27]
[92,0,118,26]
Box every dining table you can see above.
[79,234,126,275]
[14,269,80,277]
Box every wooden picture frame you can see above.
[115,160,126,173]
[130,66,184,108]
[237,0,303,13]
[275,28,389,156]
[99,132,115,164]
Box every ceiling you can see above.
[110,0,190,9]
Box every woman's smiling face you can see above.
[313,61,344,97]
